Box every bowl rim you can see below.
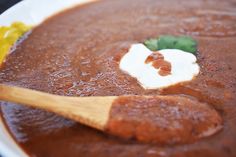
[0,115,28,157]
[0,0,94,156]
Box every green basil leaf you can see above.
[144,38,158,51]
[172,36,197,53]
[144,35,197,55]
[157,35,178,50]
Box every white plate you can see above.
[0,0,94,156]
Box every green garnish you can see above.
[144,38,158,51]
[144,35,197,55]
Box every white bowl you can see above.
[0,0,94,156]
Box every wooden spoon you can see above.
[0,84,222,144]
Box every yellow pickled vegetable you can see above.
[0,22,32,64]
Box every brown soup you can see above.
[1,0,236,157]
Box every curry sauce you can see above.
[0,0,236,157]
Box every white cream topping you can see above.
[119,44,200,89]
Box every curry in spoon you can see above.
[0,84,222,144]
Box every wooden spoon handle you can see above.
[0,84,116,130]
[0,84,65,109]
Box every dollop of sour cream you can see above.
[119,44,200,89]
